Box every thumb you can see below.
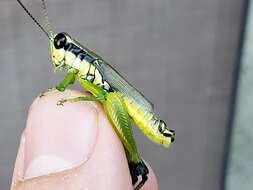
[11,90,158,190]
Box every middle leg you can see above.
[56,95,105,106]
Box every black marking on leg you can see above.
[128,161,149,190]
[135,174,148,190]
[131,172,138,185]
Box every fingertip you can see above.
[25,89,99,179]
[12,89,158,190]
[12,89,133,190]
[142,162,159,190]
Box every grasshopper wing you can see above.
[97,61,154,112]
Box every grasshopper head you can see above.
[50,32,69,68]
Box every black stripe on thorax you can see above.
[64,43,114,92]
[64,43,96,63]
[64,43,82,55]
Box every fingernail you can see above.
[24,91,98,179]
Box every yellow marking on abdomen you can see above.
[123,95,172,147]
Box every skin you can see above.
[11,89,158,190]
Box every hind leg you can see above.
[104,92,149,189]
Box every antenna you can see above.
[17,0,50,38]
[41,0,54,37]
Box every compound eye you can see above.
[54,33,67,49]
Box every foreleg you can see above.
[40,69,77,97]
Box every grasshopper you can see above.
[17,0,175,189]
